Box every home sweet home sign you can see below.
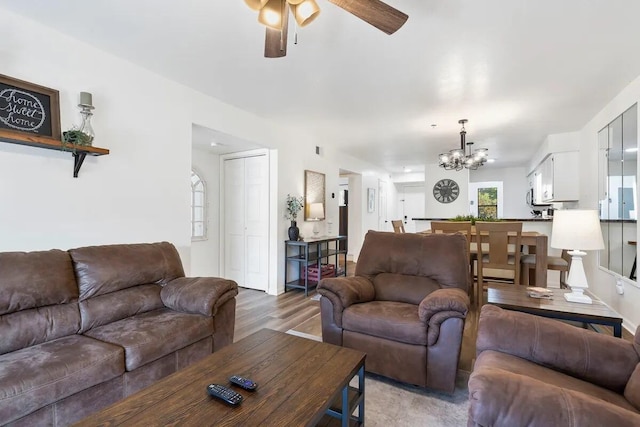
[0,74,61,141]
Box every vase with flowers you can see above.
[285,194,304,241]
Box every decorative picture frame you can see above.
[304,170,326,221]
[0,74,61,142]
[367,188,376,213]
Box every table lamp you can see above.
[550,210,605,304]
[309,202,325,236]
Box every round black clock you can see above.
[433,179,460,203]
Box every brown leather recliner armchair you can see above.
[317,230,471,393]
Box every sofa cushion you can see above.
[0,334,124,424]
[343,301,426,345]
[354,231,470,294]
[0,249,77,316]
[79,284,164,333]
[372,273,441,305]
[69,242,185,301]
[475,350,639,413]
[469,358,640,427]
[83,308,213,371]
[0,303,81,355]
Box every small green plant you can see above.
[61,130,93,153]
[450,215,501,225]
[285,194,304,221]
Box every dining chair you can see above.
[521,249,571,288]
[431,221,476,302]
[475,221,523,308]
[391,220,405,233]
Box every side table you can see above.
[285,235,347,296]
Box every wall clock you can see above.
[433,179,460,204]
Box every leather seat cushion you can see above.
[84,307,213,371]
[0,334,124,424]
[342,301,426,345]
[474,350,639,413]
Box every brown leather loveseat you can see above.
[0,242,238,426]
[318,230,471,393]
[468,305,640,426]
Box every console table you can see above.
[285,236,347,296]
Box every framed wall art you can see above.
[367,188,375,213]
[0,74,61,142]
[304,170,326,221]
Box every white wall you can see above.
[579,73,640,331]
[470,166,532,219]
[191,148,220,276]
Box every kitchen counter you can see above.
[412,218,552,222]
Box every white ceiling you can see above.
[3,0,640,172]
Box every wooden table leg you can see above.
[535,235,548,286]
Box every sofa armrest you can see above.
[469,365,640,427]
[317,276,375,309]
[418,288,469,323]
[477,305,639,392]
[161,277,238,317]
[418,288,469,346]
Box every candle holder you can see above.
[66,91,95,146]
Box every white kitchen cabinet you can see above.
[540,151,579,202]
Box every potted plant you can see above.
[61,129,93,153]
[285,194,304,241]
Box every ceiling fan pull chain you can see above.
[294,19,298,45]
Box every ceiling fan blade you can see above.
[327,0,408,35]
[264,2,289,58]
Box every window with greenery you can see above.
[191,170,206,240]
[477,187,498,218]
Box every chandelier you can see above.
[438,119,488,171]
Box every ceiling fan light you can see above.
[258,0,285,30]
[245,0,269,11]
[286,0,304,5]
[292,0,320,27]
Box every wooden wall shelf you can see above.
[0,130,109,177]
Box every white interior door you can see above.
[243,155,269,290]
[378,179,388,230]
[398,185,425,233]
[224,154,268,291]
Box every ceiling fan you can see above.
[244,0,408,58]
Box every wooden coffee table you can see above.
[75,329,365,426]
[486,283,623,337]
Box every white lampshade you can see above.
[291,0,320,27]
[551,209,604,304]
[551,210,604,250]
[258,0,286,30]
[309,202,324,220]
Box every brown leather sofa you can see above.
[0,242,238,426]
[317,230,471,393]
[469,305,640,427]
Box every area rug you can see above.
[285,329,470,426]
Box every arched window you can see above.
[191,170,206,240]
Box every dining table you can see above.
[421,229,549,286]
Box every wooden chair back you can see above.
[475,222,523,293]
[391,220,405,233]
[431,221,475,302]
[430,221,472,242]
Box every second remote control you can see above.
[229,375,257,391]
[207,384,243,405]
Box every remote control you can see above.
[207,384,243,405]
[229,375,257,391]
